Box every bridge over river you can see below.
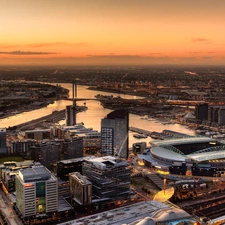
[0,96,96,101]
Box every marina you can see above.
[133,133,148,139]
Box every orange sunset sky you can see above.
[0,0,225,66]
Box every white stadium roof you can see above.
[151,146,187,162]
[188,150,225,162]
[150,136,215,146]
[149,137,225,163]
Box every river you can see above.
[0,83,195,147]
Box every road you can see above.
[16,109,65,130]
[0,189,22,225]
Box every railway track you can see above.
[182,195,225,220]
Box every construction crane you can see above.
[114,132,129,158]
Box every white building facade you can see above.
[16,166,58,218]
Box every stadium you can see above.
[138,136,225,177]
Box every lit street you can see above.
[0,189,22,225]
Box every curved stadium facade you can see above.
[138,136,225,177]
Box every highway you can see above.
[15,104,87,131]
[16,109,65,130]
[0,189,22,225]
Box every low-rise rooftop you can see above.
[59,200,196,225]
[70,172,91,185]
[19,166,52,182]
[59,156,96,164]
[85,156,128,170]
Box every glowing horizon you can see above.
[1,0,225,65]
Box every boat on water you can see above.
[205,131,218,136]
[11,110,20,114]
[140,115,148,120]
[162,122,175,125]
[212,134,225,139]
[133,134,147,139]
[195,129,206,134]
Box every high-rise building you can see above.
[56,156,95,181]
[10,139,37,158]
[63,137,83,160]
[132,142,147,154]
[82,156,130,199]
[212,107,219,123]
[66,105,75,126]
[101,110,129,159]
[25,129,50,140]
[218,107,225,125]
[31,142,61,170]
[208,106,220,124]
[69,172,92,205]
[16,166,58,218]
[1,161,34,193]
[195,103,208,121]
[0,128,7,154]
[208,106,213,122]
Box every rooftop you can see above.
[19,166,53,182]
[86,156,118,163]
[138,154,171,169]
[151,136,216,146]
[69,172,91,185]
[0,128,6,132]
[59,200,195,225]
[59,156,96,164]
[25,129,50,133]
[188,149,225,162]
[181,89,207,96]
[151,146,187,162]
[58,196,73,212]
[149,137,225,163]
[85,156,128,170]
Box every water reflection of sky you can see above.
[1,84,196,147]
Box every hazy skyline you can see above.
[1,0,225,65]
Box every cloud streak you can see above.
[191,38,212,44]
[27,42,87,48]
[0,42,87,49]
[187,51,215,54]
[148,52,162,55]
[0,44,20,49]
[0,50,57,55]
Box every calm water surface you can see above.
[0,83,195,147]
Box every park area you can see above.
[0,156,23,164]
